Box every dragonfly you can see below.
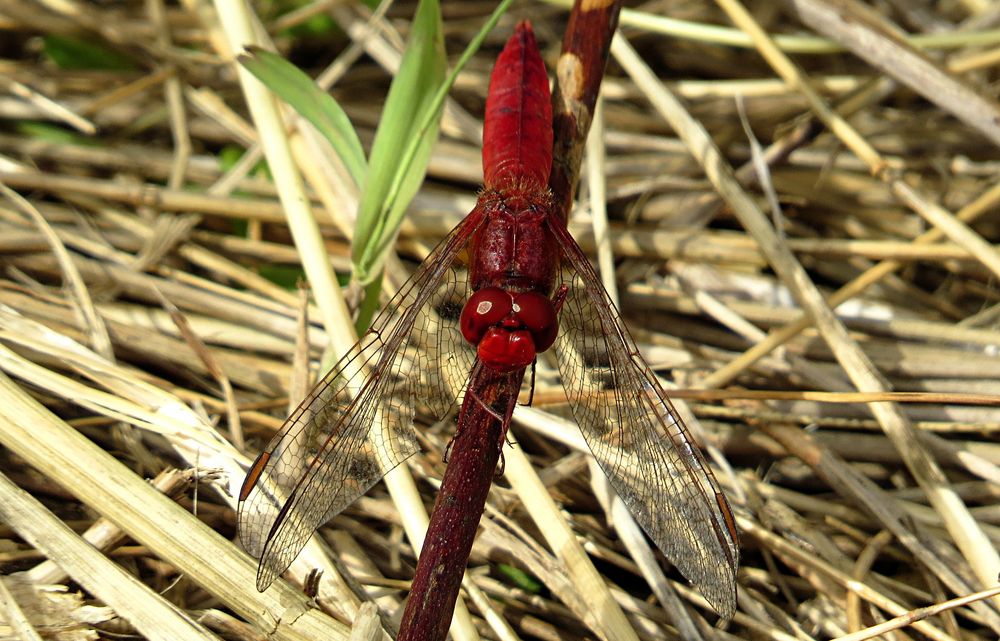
[239,21,739,641]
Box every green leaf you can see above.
[258,265,307,289]
[16,121,95,146]
[239,47,367,187]
[43,35,137,71]
[350,0,446,286]
[352,279,384,335]
[218,145,245,172]
[284,12,337,37]
[496,564,543,593]
[218,144,271,180]
[350,0,515,289]
[231,219,250,237]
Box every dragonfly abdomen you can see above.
[482,21,553,190]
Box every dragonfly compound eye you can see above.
[513,291,558,352]
[460,287,513,345]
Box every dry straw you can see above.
[1,1,1000,641]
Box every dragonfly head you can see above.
[460,286,558,372]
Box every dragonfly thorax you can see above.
[460,286,558,372]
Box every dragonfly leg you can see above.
[303,568,323,598]
[498,376,523,471]
[446,386,507,463]
[495,416,513,476]
[520,359,537,407]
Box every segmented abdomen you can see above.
[481,21,553,190]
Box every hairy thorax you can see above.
[468,179,557,297]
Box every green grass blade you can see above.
[497,564,543,593]
[350,0,515,288]
[353,278,384,335]
[351,0,446,285]
[239,47,367,187]
[16,122,96,146]
[43,35,137,70]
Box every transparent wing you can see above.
[238,212,482,591]
[548,221,739,617]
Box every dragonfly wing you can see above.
[238,210,483,591]
[548,221,739,617]
[419,258,478,419]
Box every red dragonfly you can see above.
[239,21,739,640]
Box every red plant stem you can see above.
[395,366,524,641]
[397,8,627,638]
[549,0,624,221]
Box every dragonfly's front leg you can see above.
[520,283,569,409]
[445,362,522,463]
